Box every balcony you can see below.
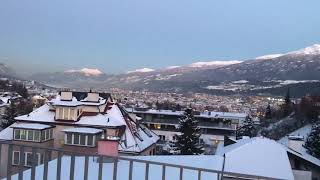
[0,141,280,180]
[143,118,236,131]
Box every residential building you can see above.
[278,125,320,180]
[126,108,248,146]
[0,91,159,176]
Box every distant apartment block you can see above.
[126,107,248,145]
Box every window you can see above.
[13,129,49,142]
[73,134,80,145]
[20,130,27,140]
[12,151,20,165]
[80,134,86,145]
[154,124,161,129]
[87,135,93,146]
[65,133,97,147]
[14,129,20,139]
[12,151,44,167]
[66,133,72,144]
[34,131,40,141]
[27,130,34,141]
[25,152,33,167]
[41,129,53,141]
[159,135,165,141]
[41,131,45,141]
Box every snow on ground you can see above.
[232,80,248,84]
[255,54,283,60]
[127,68,155,73]
[188,61,242,68]
[276,80,320,85]
[288,44,320,55]
[165,66,180,69]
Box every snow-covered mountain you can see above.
[29,44,320,96]
[65,68,104,76]
[0,63,16,77]
[287,44,320,56]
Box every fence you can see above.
[0,141,281,180]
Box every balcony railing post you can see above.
[69,154,75,180]
[56,151,62,180]
[179,168,183,180]
[31,147,37,180]
[18,146,25,180]
[43,150,50,180]
[198,170,201,180]
[113,158,118,180]
[145,163,149,180]
[84,155,89,180]
[98,156,103,180]
[128,160,133,180]
[6,144,13,180]
[162,165,166,180]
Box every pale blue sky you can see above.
[0,0,320,75]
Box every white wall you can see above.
[293,170,312,180]
[152,130,227,145]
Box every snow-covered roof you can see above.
[14,103,159,153]
[15,104,126,127]
[217,137,294,180]
[278,125,320,167]
[119,124,159,153]
[11,123,52,130]
[62,127,103,134]
[49,96,107,107]
[0,123,15,141]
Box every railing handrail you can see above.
[0,141,283,180]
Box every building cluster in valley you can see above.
[0,89,319,179]
[111,89,287,118]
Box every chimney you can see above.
[98,127,123,157]
[60,92,73,101]
[86,92,100,102]
[288,135,304,153]
[98,139,119,157]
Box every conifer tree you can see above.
[265,104,272,119]
[236,116,256,139]
[305,122,320,158]
[1,102,18,129]
[283,88,292,117]
[176,108,203,155]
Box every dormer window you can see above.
[12,123,53,142]
[55,107,78,121]
[63,128,103,147]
